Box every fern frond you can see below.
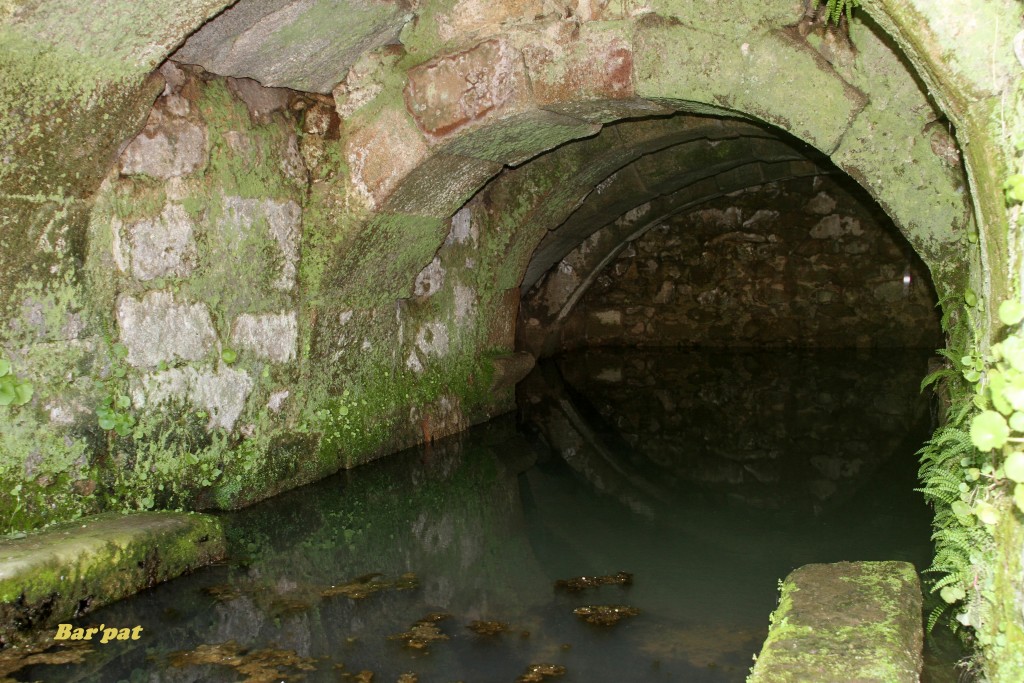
[926,604,949,634]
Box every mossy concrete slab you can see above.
[749,560,923,683]
[0,511,225,645]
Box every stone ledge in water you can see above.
[0,511,226,646]
[748,560,923,683]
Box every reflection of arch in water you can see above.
[517,349,934,518]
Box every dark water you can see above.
[19,350,939,683]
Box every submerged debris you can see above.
[203,583,242,602]
[572,605,640,626]
[322,572,419,599]
[467,620,509,636]
[554,571,633,592]
[388,613,452,651]
[167,640,316,682]
[0,640,92,680]
[397,673,418,683]
[516,663,567,682]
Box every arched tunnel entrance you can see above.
[509,114,943,515]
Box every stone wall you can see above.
[547,175,942,349]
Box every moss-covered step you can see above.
[0,511,225,646]
[748,560,923,683]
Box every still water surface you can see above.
[22,350,937,682]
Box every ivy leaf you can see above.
[116,395,131,409]
[112,343,129,359]
[1005,451,1024,483]
[964,289,978,307]
[970,410,1010,451]
[1000,300,1024,326]
[0,359,9,377]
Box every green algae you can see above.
[0,511,225,645]
[749,561,922,683]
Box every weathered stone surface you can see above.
[134,365,254,431]
[0,512,225,644]
[230,312,298,363]
[533,175,941,350]
[114,203,198,281]
[490,352,536,391]
[749,561,923,683]
[413,257,445,298]
[226,76,292,122]
[346,108,429,209]
[633,18,866,154]
[219,195,302,291]
[118,96,208,179]
[405,38,532,139]
[116,292,218,368]
[522,25,634,106]
[171,0,412,93]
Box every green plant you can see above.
[0,357,33,407]
[815,0,860,24]
[95,343,136,437]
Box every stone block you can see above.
[171,0,410,93]
[749,561,923,683]
[119,99,208,179]
[116,292,217,368]
[230,312,298,363]
[0,512,225,645]
[523,25,635,106]
[219,195,302,291]
[345,108,429,209]
[135,365,254,432]
[114,203,198,281]
[405,38,532,140]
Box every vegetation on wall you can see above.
[816,0,861,24]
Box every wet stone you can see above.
[554,571,633,592]
[0,635,91,681]
[321,572,418,599]
[516,663,567,682]
[467,620,509,636]
[572,604,640,626]
[388,613,452,651]
[167,641,316,682]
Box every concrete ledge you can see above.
[749,561,923,683]
[0,511,226,645]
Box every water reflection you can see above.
[18,350,936,682]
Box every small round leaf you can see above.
[0,359,10,377]
[1005,451,1024,483]
[221,348,237,364]
[975,501,1000,525]
[971,410,1011,451]
[1000,300,1024,326]
[12,382,33,406]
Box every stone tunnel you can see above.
[2,0,1024,679]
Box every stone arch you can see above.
[308,4,972,365]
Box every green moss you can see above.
[0,511,225,645]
